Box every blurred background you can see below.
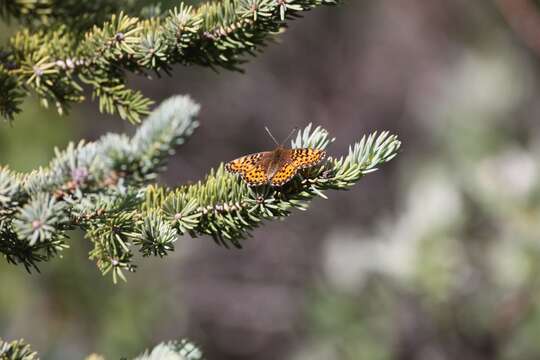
[3,0,540,359]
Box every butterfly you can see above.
[225,127,326,187]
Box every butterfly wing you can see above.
[225,152,272,186]
[269,148,326,187]
[268,161,298,187]
[289,148,326,169]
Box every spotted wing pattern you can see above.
[269,148,326,187]
[289,148,326,169]
[269,162,298,187]
[225,152,271,186]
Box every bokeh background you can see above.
[3,0,540,359]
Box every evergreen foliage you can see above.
[0,1,402,357]
[0,95,400,282]
[0,338,37,360]
[1,0,340,122]
[0,338,203,360]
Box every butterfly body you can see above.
[264,146,288,178]
[226,146,326,187]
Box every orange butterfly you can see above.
[225,127,326,187]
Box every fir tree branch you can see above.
[0,338,38,360]
[143,124,400,248]
[0,96,400,282]
[0,0,132,30]
[1,0,340,122]
[133,340,203,360]
[0,0,52,23]
[0,95,200,280]
[0,65,23,121]
[0,338,203,360]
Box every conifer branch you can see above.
[133,340,203,360]
[0,338,203,360]
[0,0,340,122]
[0,95,200,279]
[143,124,400,248]
[0,0,131,30]
[0,2,399,358]
[0,338,38,360]
[0,95,400,282]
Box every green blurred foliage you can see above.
[0,100,73,171]
[300,30,540,360]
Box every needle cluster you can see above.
[0,0,339,122]
[0,95,400,282]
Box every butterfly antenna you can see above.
[281,126,299,146]
[265,126,280,146]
